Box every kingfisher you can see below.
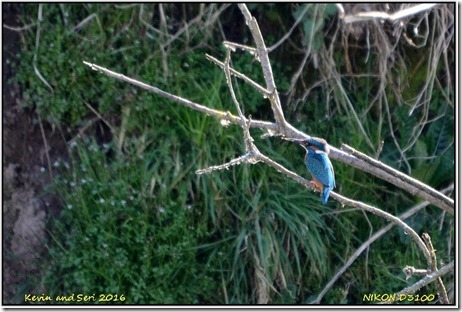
[291,137,335,205]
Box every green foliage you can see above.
[294,4,337,52]
[13,4,215,126]
[46,140,219,304]
[10,3,454,305]
[286,3,454,304]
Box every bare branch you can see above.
[268,4,312,52]
[403,266,428,279]
[205,54,271,97]
[341,144,454,215]
[222,44,257,155]
[196,42,263,176]
[338,4,439,24]
[223,40,257,54]
[82,61,277,133]
[422,233,449,304]
[196,153,253,175]
[82,60,453,215]
[331,192,431,263]
[312,199,430,304]
[380,261,454,304]
[238,4,288,132]
[213,142,433,266]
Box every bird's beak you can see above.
[290,139,306,145]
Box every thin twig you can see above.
[422,233,449,304]
[312,183,453,304]
[403,266,428,279]
[82,61,278,132]
[82,60,453,215]
[331,192,431,263]
[268,4,311,52]
[139,4,163,36]
[81,99,115,133]
[382,90,412,173]
[205,54,271,97]
[197,42,263,176]
[3,23,37,31]
[380,261,454,304]
[72,13,99,32]
[196,153,252,175]
[223,40,257,54]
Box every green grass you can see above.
[8,3,454,305]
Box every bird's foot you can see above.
[309,180,322,192]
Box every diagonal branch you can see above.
[380,261,454,304]
[82,60,454,215]
[82,61,277,132]
[236,147,432,265]
[311,200,428,304]
[311,183,454,304]
[205,54,272,97]
[341,144,454,215]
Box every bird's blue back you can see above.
[305,148,335,190]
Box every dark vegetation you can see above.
[3,3,454,304]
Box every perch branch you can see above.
[81,60,453,215]
[311,198,434,304]
[197,131,433,266]
[331,192,431,263]
[341,144,454,215]
[258,156,432,264]
[83,3,452,219]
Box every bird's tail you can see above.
[321,186,331,205]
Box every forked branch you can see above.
[82,5,453,291]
